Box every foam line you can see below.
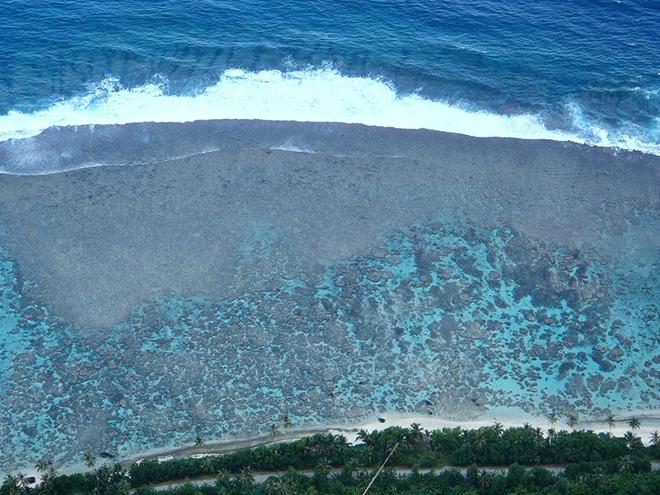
[0,68,657,155]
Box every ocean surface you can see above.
[1,0,659,154]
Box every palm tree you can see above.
[479,474,493,488]
[410,422,424,441]
[473,431,488,452]
[237,467,254,487]
[266,477,296,495]
[201,456,214,473]
[315,458,332,477]
[2,474,20,495]
[605,413,616,433]
[215,469,232,491]
[356,429,371,446]
[34,459,50,473]
[15,473,28,489]
[83,451,96,469]
[270,424,281,437]
[624,431,637,447]
[650,430,659,446]
[360,442,399,495]
[567,413,579,430]
[619,455,634,472]
[492,422,504,437]
[282,414,292,429]
[194,435,204,448]
[38,465,57,490]
[627,417,640,432]
[3,474,17,484]
[547,412,558,430]
[93,464,128,494]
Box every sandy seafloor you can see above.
[0,120,658,473]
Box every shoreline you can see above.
[108,407,660,469]
[2,119,659,178]
[133,407,660,464]
[16,407,659,482]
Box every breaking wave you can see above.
[0,68,657,155]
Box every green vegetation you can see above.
[2,424,658,495]
[83,453,96,470]
[605,414,617,433]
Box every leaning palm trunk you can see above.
[361,442,400,495]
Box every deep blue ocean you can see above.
[1,0,658,153]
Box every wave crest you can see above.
[0,68,657,155]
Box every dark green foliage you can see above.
[543,430,629,463]
[429,425,641,466]
[2,426,658,495]
[40,472,96,495]
[148,469,660,495]
[129,433,349,486]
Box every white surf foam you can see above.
[0,68,657,155]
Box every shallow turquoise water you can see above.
[0,220,657,470]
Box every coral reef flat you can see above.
[0,120,658,472]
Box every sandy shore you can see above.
[337,409,660,445]
[14,407,660,484]
[125,407,660,465]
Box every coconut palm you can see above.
[361,442,399,495]
[215,469,232,491]
[274,474,304,495]
[624,431,638,448]
[38,465,57,490]
[410,422,424,440]
[34,459,50,473]
[194,435,204,448]
[605,413,616,433]
[315,458,332,477]
[93,464,129,494]
[405,422,425,449]
[266,477,296,495]
[627,417,640,432]
[473,431,488,452]
[15,473,28,489]
[492,422,504,437]
[2,474,20,495]
[356,429,371,446]
[282,414,292,429]
[3,474,17,485]
[547,412,558,430]
[619,455,634,472]
[650,430,659,446]
[270,424,281,437]
[200,456,214,473]
[83,451,96,469]
[567,413,579,430]
[479,474,493,488]
[236,467,254,487]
